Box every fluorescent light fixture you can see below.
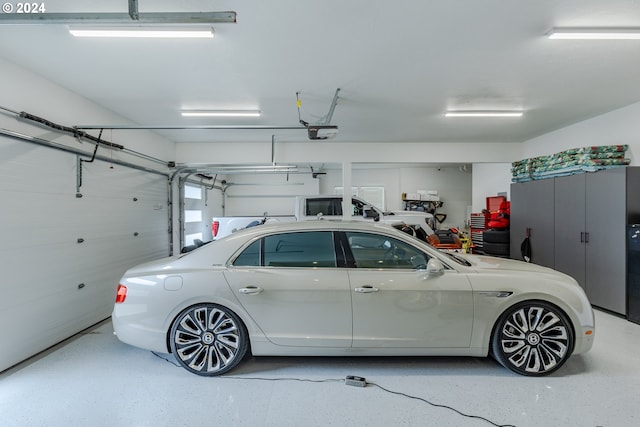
[69,26,214,39]
[548,28,640,40]
[181,110,261,117]
[445,111,523,118]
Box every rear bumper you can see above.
[112,310,169,354]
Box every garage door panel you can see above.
[0,137,169,371]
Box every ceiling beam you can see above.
[0,12,236,25]
[74,125,305,130]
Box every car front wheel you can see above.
[169,303,248,376]
[491,301,574,376]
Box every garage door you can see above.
[0,136,169,372]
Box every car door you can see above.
[224,231,352,347]
[344,231,473,348]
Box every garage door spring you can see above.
[19,111,124,150]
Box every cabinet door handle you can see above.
[580,232,584,243]
[585,232,590,243]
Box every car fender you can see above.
[470,290,594,354]
[158,272,268,353]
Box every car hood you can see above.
[458,254,562,275]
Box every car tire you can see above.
[482,241,510,257]
[169,303,248,376]
[491,301,574,376]
[482,230,510,244]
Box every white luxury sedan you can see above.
[112,220,595,377]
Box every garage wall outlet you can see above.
[345,375,366,387]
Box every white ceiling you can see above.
[2,0,640,145]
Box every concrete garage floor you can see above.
[1,309,639,427]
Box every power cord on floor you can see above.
[225,376,344,385]
[151,351,180,367]
[367,381,516,427]
[149,352,517,427]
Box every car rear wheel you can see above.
[491,301,574,376]
[170,303,248,376]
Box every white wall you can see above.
[399,166,472,230]
[177,141,519,229]
[0,57,176,372]
[469,101,640,214]
[522,101,640,165]
[0,58,175,169]
[471,163,513,213]
[319,165,472,230]
[320,166,400,209]
[218,173,320,216]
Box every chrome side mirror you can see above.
[425,258,445,276]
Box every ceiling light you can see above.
[181,110,261,117]
[548,28,640,40]
[69,26,214,39]
[445,111,523,118]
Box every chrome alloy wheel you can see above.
[170,304,248,376]
[492,302,574,376]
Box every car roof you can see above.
[225,219,401,237]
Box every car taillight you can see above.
[212,220,220,237]
[115,284,127,304]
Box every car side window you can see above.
[233,239,261,266]
[345,232,428,269]
[263,231,337,268]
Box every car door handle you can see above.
[354,286,380,293]
[238,286,264,295]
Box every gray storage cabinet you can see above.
[510,167,640,316]
[510,178,555,269]
[553,173,587,287]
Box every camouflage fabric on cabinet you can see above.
[512,145,630,182]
